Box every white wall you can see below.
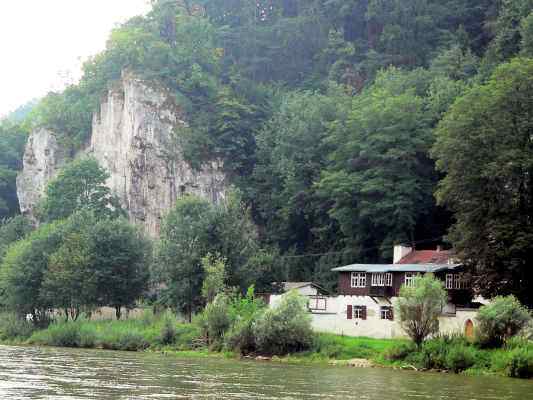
[269,294,478,339]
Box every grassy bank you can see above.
[1,313,531,378]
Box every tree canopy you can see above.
[38,157,123,222]
[433,58,533,305]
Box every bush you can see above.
[225,317,257,355]
[159,312,178,345]
[224,287,265,355]
[115,331,149,351]
[253,291,314,356]
[476,296,531,348]
[506,348,533,378]
[0,312,34,340]
[47,322,81,347]
[385,342,416,361]
[445,344,477,373]
[195,293,232,350]
[417,338,449,369]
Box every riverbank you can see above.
[1,314,531,379]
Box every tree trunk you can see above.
[115,306,122,320]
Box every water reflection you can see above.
[0,345,531,399]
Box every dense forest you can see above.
[1,0,532,315]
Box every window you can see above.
[308,296,327,311]
[371,273,392,287]
[445,273,468,289]
[351,272,367,288]
[380,306,393,320]
[354,305,366,319]
[404,272,419,287]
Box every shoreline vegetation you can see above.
[1,310,531,380]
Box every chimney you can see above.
[393,244,413,264]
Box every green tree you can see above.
[201,253,226,302]
[0,121,28,219]
[432,58,533,306]
[40,211,95,320]
[396,274,447,346]
[521,12,533,56]
[0,221,65,325]
[39,157,123,222]
[86,217,152,319]
[0,216,33,262]
[318,68,438,260]
[156,196,216,320]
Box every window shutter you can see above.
[388,307,394,321]
[362,306,367,320]
[347,305,352,319]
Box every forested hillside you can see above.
[1,0,532,311]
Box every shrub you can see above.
[253,290,314,356]
[476,296,531,348]
[224,317,257,355]
[174,324,201,350]
[224,286,265,355]
[506,348,533,378]
[47,322,81,347]
[385,342,416,361]
[195,293,232,349]
[159,312,178,345]
[445,344,477,372]
[115,331,149,351]
[0,312,34,340]
[418,338,449,369]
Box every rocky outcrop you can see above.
[16,128,67,221]
[89,72,225,236]
[17,72,226,236]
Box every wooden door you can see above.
[465,319,474,339]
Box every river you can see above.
[0,345,531,399]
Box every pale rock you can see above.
[16,128,67,221]
[17,71,226,236]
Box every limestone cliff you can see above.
[17,72,226,236]
[16,128,67,221]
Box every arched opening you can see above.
[465,319,474,339]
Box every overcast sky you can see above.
[0,0,151,118]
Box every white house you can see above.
[269,245,480,339]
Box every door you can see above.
[465,319,474,339]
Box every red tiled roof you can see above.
[397,250,452,264]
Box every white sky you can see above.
[0,0,152,118]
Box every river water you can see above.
[0,345,531,399]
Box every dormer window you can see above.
[371,273,392,287]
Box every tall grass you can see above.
[0,312,35,341]
[27,310,199,351]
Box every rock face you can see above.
[17,72,226,236]
[16,128,67,221]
